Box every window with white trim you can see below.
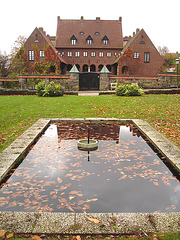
[83,51,88,57]
[75,51,80,57]
[99,52,104,57]
[107,52,111,57]
[29,50,34,61]
[39,50,45,57]
[91,51,96,57]
[134,52,139,59]
[144,52,150,63]
[67,52,72,57]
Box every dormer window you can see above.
[70,35,77,45]
[102,35,109,45]
[86,35,93,45]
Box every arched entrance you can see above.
[90,64,96,72]
[122,66,129,74]
[76,64,80,72]
[98,65,103,72]
[67,64,73,72]
[106,65,111,72]
[83,64,88,72]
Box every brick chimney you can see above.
[119,17,122,23]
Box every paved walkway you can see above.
[78,92,99,96]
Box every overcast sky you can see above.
[0,0,179,54]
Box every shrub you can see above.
[36,81,64,97]
[36,81,46,96]
[116,84,144,96]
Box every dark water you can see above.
[0,123,179,213]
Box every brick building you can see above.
[114,28,164,75]
[23,17,163,76]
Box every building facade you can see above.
[22,17,163,76]
[55,16,123,74]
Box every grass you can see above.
[0,94,180,152]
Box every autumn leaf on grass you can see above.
[85,216,100,224]
[6,233,14,239]
[32,235,42,240]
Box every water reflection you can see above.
[0,122,179,213]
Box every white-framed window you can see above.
[39,50,45,57]
[86,35,93,45]
[67,51,72,57]
[71,39,76,45]
[29,50,34,61]
[107,52,111,57]
[87,39,92,45]
[91,51,96,57]
[75,51,80,57]
[144,52,150,63]
[83,51,88,57]
[102,35,109,45]
[134,52,139,59]
[99,52,104,57]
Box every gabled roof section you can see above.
[37,28,66,63]
[56,17,123,49]
[70,35,77,40]
[102,35,109,40]
[86,35,93,40]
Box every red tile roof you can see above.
[55,17,123,49]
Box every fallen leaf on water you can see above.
[66,204,75,212]
[57,177,62,183]
[86,198,98,202]
[85,216,100,224]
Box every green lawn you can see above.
[0,94,180,152]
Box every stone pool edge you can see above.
[0,118,179,234]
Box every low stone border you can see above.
[0,88,180,95]
[0,118,179,234]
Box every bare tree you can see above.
[10,35,27,58]
[0,51,9,77]
[158,46,170,55]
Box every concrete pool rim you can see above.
[0,118,179,234]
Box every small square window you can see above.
[83,51,88,57]
[91,52,96,57]
[75,51,80,57]
[134,52,139,59]
[107,52,111,57]
[68,52,72,57]
[39,50,45,57]
[99,52,104,57]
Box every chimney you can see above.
[57,16,60,22]
[81,16,84,21]
[119,17,122,23]
[96,17,101,22]
[39,27,43,32]
[133,32,135,37]
[136,28,140,34]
